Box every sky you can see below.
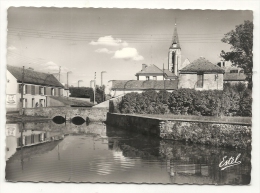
[7,8,253,87]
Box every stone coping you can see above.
[108,113,251,126]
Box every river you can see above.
[5,120,251,184]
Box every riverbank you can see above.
[106,113,251,149]
[6,113,50,123]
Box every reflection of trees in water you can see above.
[106,125,251,185]
[160,140,251,185]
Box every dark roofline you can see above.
[7,65,65,88]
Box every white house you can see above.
[6,65,65,112]
[178,57,224,90]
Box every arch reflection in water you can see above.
[52,116,66,124]
[71,116,85,125]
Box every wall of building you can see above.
[138,75,164,81]
[6,71,19,111]
[106,113,251,149]
[168,49,181,75]
[178,73,223,90]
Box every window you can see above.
[153,76,157,80]
[23,85,27,95]
[197,74,204,88]
[230,70,238,73]
[146,76,150,80]
[40,87,44,95]
[51,88,54,96]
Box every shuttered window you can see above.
[46,87,51,95]
[197,74,204,88]
[31,85,35,95]
[18,84,22,93]
[55,88,59,96]
[27,85,31,94]
[35,86,39,95]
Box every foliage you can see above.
[69,87,93,98]
[220,20,253,89]
[93,85,106,104]
[69,85,106,104]
[115,85,252,117]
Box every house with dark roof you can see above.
[135,64,177,81]
[217,61,248,85]
[107,80,178,98]
[178,57,225,90]
[6,65,65,111]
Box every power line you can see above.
[8,33,222,43]
[8,26,226,36]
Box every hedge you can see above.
[115,83,252,117]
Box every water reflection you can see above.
[52,116,66,124]
[71,116,85,125]
[5,121,251,184]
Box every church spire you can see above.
[170,23,181,49]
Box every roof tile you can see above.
[179,57,225,73]
[7,65,64,88]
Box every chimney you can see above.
[142,64,147,71]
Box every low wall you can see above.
[47,96,66,107]
[106,113,161,136]
[106,113,251,149]
[24,107,108,122]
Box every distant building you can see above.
[135,64,177,80]
[6,65,65,111]
[107,80,178,98]
[179,57,224,90]
[217,61,247,85]
[107,22,226,96]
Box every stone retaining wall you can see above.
[106,113,251,149]
[106,113,161,136]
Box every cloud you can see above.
[41,61,68,73]
[95,48,114,54]
[90,36,128,47]
[8,45,17,50]
[112,47,144,61]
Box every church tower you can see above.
[168,23,181,76]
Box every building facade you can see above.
[6,65,65,112]
[178,57,224,90]
[217,61,247,85]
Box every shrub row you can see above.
[114,83,252,117]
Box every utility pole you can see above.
[163,63,166,101]
[20,66,25,115]
[101,71,106,102]
[59,66,61,81]
[67,71,72,97]
[94,72,96,104]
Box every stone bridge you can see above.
[24,107,108,122]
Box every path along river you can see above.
[5,120,251,184]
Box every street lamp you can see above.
[78,80,83,88]
[101,71,107,102]
[67,71,72,97]
[90,80,95,104]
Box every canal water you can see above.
[5,120,251,184]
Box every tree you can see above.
[90,85,106,104]
[69,87,93,98]
[220,20,253,89]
